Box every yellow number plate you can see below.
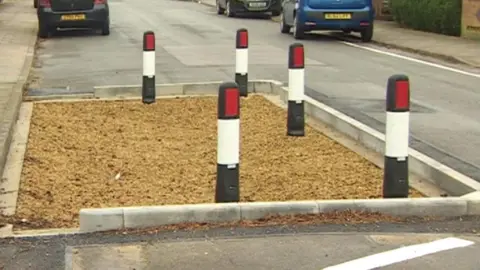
[324,13,352,19]
[60,14,86,21]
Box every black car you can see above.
[216,0,281,17]
[36,0,110,38]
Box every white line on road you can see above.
[323,237,475,270]
[340,41,480,79]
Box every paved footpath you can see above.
[0,0,37,177]
[365,20,480,68]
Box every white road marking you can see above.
[323,237,475,270]
[340,41,480,79]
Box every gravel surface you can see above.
[12,95,420,229]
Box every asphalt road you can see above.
[2,219,480,269]
[27,0,480,184]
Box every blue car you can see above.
[279,0,374,42]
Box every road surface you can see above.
[27,1,480,181]
[2,220,480,269]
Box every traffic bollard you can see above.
[142,31,155,104]
[287,43,305,136]
[383,74,410,198]
[215,82,240,203]
[235,29,248,97]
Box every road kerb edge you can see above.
[92,80,278,98]
[239,201,319,220]
[79,207,124,233]
[78,198,472,232]
[123,203,241,229]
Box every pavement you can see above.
[0,0,37,178]
[357,20,480,68]
[3,219,480,269]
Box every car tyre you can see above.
[101,20,110,36]
[342,29,351,34]
[292,15,304,39]
[280,13,291,34]
[38,23,50,38]
[216,0,225,14]
[225,0,235,17]
[360,24,373,42]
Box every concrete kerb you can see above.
[79,198,477,233]
[92,80,276,99]
[0,24,37,179]
[0,103,33,216]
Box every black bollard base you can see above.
[383,157,409,198]
[235,73,248,97]
[142,76,156,104]
[287,100,305,136]
[215,164,240,203]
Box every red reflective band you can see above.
[292,46,304,68]
[145,34,155,50]
[39,0,51,7]
[238,31,248,47]
[94,0,106,4]
[224,88,239,117]
[395,80,409,109]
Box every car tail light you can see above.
[39,0,51,7]
[94,0,106,4]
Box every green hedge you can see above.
[390,0,462,36]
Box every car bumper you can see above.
[300,7,372,30]
[37,5,108,28]
[229,0,281,13]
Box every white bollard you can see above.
[142,31,155,104]
[287,43,305,136]
[235,28,248,97]
[215,82,240,203]
[383,74,410,198]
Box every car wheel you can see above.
[342,29,351,34]
[225,1,235,17]
[38,23,50,38]
[101,20,110,36]
[216,0,225,14]
[292,15,304,39]
[360,24,373,42]
[280,13,291,34]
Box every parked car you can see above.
[279,0,374,42]
[216,0,282,17]
[36,0,110,38]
